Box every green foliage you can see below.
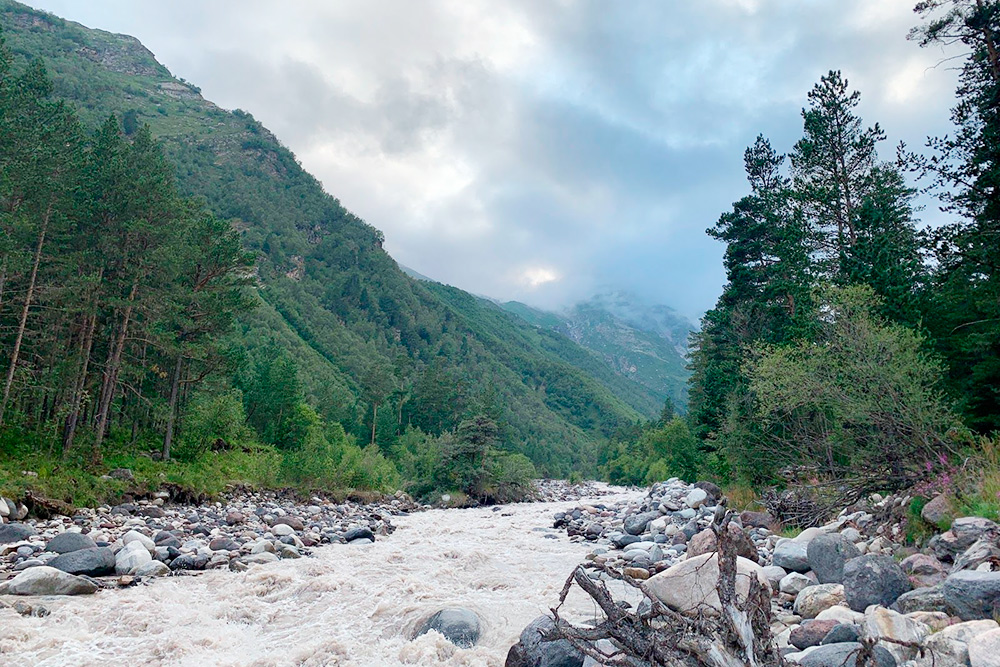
[601,418,704,486]
[733,285,957,489]
[172,389,254,462]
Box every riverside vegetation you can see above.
[0,0,998,526]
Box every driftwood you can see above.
[546,500,785,667]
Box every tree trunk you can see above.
[92,280,138,462]
[63,299,99,454]
[162,355,183,460]
[371,403,378,447]
[0,205,50,427]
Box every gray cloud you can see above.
[29,0,961,318]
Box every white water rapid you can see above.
[0,488,641,666]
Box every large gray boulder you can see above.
[623,512,659,536]
[505,615,584,667]
[415,608,482,648]
[794,642,895,667]
[642,552,769,615]
[807,533,861,584]
[48,547,115,576]
[0,523,35,544]
[46,532,97,554]
[892,585,953,615]
[942,570,1000,620]
[3,565,98,595]
[914,620,999,667]
[773,539,811,573]
[843,555,910,612]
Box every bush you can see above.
[174,389,255,462]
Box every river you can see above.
[0,487,640,666]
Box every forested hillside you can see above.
[500,291,693,414]
[0,0,653,505]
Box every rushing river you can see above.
[0,488,640,666]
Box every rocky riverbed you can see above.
[4,477,1000,666]
[520,477,1000,667]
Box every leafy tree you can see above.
[734,285,958,490]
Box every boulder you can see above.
[942,570,1000,620]
[899,553,947,588]
[0,523,36,544]
[914,620,999,667]
[115,540,152,575]
[953,537,1000,573]
[693,480,721,500]
[121,530,155,553]
[794,584,847,619]
[272,523,294,537]
[807,533,861,584]
[780,572,814,596]
[789,620,839,650]
[272,516,305,531]
[920,495,953,527]
[504,615,584,667]
[773,539,811,573]
[793,642,895,667]
[762,565,787,589]
[864,605,930,663]
[967,627,1000,667]
[739,510,774,529]
[685,488,709,509]
[820,624,860,645]
[45,532,97,554]
[843,555,910,611]
[48,547,115,576]
[623,512,659,536]
[343,527,375,542]
[642,552,769,615]
[5,565,97,595]
[686,525,758,561]
[415,608,482,648]
[135,560,170,578]
[892,585,953,615]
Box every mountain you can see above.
[0,0,651,475]
[501,292,695,412]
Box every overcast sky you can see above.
[27,0,961,318]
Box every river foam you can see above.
[0,487,640,666]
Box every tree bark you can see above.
[162,355,184,460]
[63,272,101,455]
[0,205,50,427]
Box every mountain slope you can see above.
[501,292,694,411]
[0,1,644,475]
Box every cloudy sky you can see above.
[28,0,961,318]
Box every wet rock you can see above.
[415,608,482,648]
[45,531,97,554]
[49,546,115,576]
[343,527,374,542]
[505,615,584,667]
[4,565,98,595]
[807,533,860,584]
[842,555,910,611]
